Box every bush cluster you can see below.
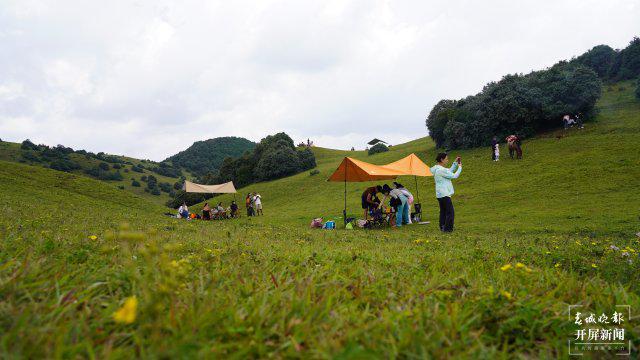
[368,143,389,155]
[426,64,601,149]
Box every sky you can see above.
[0,0,639,161]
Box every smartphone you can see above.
[456,156,461,164]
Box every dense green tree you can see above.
[573,45,617,78]
[368,143,389,155]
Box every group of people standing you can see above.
[245,192,263,216]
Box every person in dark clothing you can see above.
[230,201,239,218]
[361,185,383,219]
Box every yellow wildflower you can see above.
[500,264,512,271]
[113,296,138,324]
[500,290,512,300]
[591,263,598,268]
[89,235,97,240]
[555,263,561,268]
[414,239,424,244]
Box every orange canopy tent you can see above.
[327,157,402,222]
[383,153,432,202]
[327,154,432,223]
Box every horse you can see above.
[506,136,523,159]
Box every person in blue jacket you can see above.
[429,153,462,232]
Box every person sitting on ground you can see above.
[202,202,211,220]
[178,203,189,219]
[253,193,263,216]
[230,201,239,218]
[361,185,383,219]
[382,184,409,228]
[563,114,571,129]
[216,202,225,219]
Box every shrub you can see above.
[146,175,157,189]
[141,175,147,182]
[151,188,161,196]
[21,151,41,163]
[173,181,183,190]
[131,165,144,173]
[98,162,110,171]
[310,169,320,176]
[368,143,389,155]
[49,159,81,173]
[158,182,172,193]
[255,147,302,181]
[21,139,39,151]
[118,185,125,190]
[636,77,640,100]
[112,163,122,169]
[151,163,182,178]
[131,180,141,187]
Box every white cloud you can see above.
[0,0,638,160]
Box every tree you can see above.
[21,139,39,151]
[573,45,616,78]
[255,147,302,181]
[368,143,389,155]
[131,180,141,187]
[636,77,640,100]
[98,162,110,171]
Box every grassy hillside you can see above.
[206,80,640,235]
[0,142,191,206]
[1,82,639,358]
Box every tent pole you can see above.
[414,175,420,203]
[343,158,347,225]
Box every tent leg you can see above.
[343,160,347,225]
[414,175,420,203]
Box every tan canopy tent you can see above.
[183,180,237,194]
[326,153,432,223]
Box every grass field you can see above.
[1,82,639,358]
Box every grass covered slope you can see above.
[0,82,639,358]
[0,142,190,205]
[210,80,640,235]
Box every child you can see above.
[493,141,500,161]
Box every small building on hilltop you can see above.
[367,138,388,147]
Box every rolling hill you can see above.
[0,81,639,357]
[164,136,256,177]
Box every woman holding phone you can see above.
[429,153,462,232]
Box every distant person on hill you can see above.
[202,202,211,220]
[429,153,462,232]
[505,135,522,159]
[393,182,414,224]
[361,185,383,218]
[563,114,571,129]
[382,184,410,227]
[575,112,584,129]
[245,193,254,216]
[178,202,189,219]
[491,136,499,161]
[253,192,263,215]
[230,201,239,218]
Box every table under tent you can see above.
[327,153,432,226]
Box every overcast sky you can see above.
[1,0,638,160]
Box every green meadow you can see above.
[1,82,639,358]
